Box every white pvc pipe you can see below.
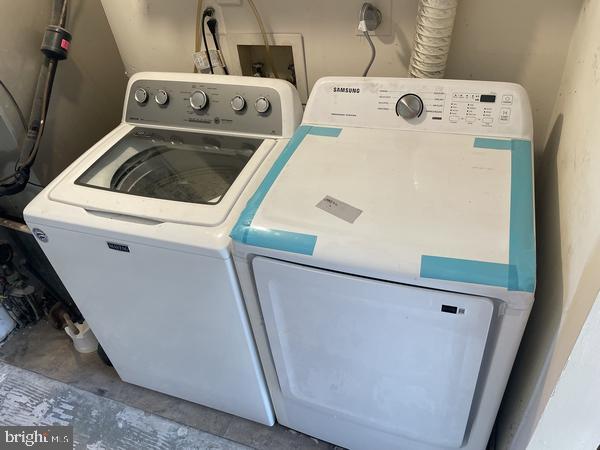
[408,0,459,78]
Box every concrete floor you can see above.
[0,361,250,449]
[0,320,335,450]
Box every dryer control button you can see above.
[396,94,424,119]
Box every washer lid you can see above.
[231,125,536,299]
[50,125,276,227]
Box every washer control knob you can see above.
[231,95,246,111]
[189,90,208,110]
[396,94,424,119]
[254,96,270,114]
[134,88,148,104]
[154,89,169,105]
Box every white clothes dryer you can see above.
[231,77,536,448]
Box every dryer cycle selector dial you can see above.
[134,88,148,104]
[189,90,208,110]
[254,96,270,114]
[231,95,246,111]
[155,89,169,105]
[396,94,424,119]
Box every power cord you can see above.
[202,7,215,74]
[358,2,381,77]
[194,0,204,72]
[207,17,228,75]
[362,31,376,77]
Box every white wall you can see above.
[0,0,126,215]
[100,0,581,156]
[497,0,600,447]
[445,0,581,159]
[526,291,600,450]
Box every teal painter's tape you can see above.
[308,127,342,137]
[242,228,317,256]
[420,256,509,288]
[230,125,342,255]
[420,137,536,293]
[473,137,512,150]
[230,125,312,245]
[508,139,536,292]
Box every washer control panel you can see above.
[125,79,283,136]
[304,77,532,139]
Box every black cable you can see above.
[0,80,27,130]
[19,59,57,168]
[27,180,45,189]
[362,31,376,77]
[59,0,68,27]
[201,10,214,74]
[0,0,69,196]
[207,18,228,75]
[0,58,57,185]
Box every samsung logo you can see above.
[333,87,361,94]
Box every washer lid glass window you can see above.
[76,128,263,205]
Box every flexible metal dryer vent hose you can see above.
[408,0,458,78]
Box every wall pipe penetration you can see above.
[408,0,459,78]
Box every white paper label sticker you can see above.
[316,195,363,223]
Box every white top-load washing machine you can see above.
[24,72,302,425]
[231,77,536,449]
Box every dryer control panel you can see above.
[303,77,533,140]
[122,72,303,138]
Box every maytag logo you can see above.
[107,242,130,253]
[333,87,361,94]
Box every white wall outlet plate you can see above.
[354,0,392,36]
[223,33,309,103]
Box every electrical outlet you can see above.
[201,0,228,35]
[354,0,392,36]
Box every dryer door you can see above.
[253,257,494,448]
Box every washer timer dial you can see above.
[189,90,208,110]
